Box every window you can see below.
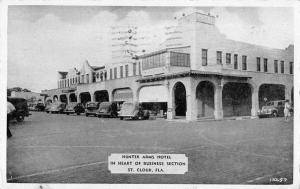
[86,74,89,83]
[290,62,293,74]
[226,53,231,64]
[217,51,222,64]
[120,66,123,78]
[133,63,137,76]
[114,67,117,79]
[274,60,278,73]
[81,75,84,83]
[125,65,129,77]
[142,53,167,70]
[170,52,190,67]
[110,69,113,80]
[263,58,268,72]
[104,71,107,80]
[242,55,247,70]
[280,61,284,73]
[234,54,238,69]
[256,57,261,71]
[202,49,207,66]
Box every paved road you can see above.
[7,112,293,184]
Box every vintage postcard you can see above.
[1,0,299,189]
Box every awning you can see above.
[113,89,133,102]
[139,86,168,102]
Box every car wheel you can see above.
[77,113,80,115]
[120,117,123,120]
[16,115,24,122]
[66,113,69,115]
[272,111,278,117]
[85,113,89,117]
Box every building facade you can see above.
[42,12,294,121]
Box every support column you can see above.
[251,87,259,117]
[167,82,175,120]
[285,85,292,102]
[90,91,95,102]
[186,79,197,121]
[76,93,81,103]
[214,85,223,120]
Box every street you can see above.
[7,112,293,184]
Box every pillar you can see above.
[285,85,292,102]
[167,82,175,120]
[90,91,95,102]
[186,79,197,121]
[214,85,223,120]
[251,86,259,117]
[76,93,81,103]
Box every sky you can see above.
[7,6,294,92]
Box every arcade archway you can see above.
[196,81,215,118]
[258,84,285,108]
[222,82,252,117]
[173,82,186,117]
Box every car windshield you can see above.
[99,102,111,109]
[87,103,97,107]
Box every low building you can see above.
[42,12,293,121]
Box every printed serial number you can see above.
[269,177,288,183]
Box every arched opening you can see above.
[196,81,215,118]
[173,82,186,117]
[53,95,58,102]
[94,90,109,102]
[45,98,52,105]
[258,84,285,108]
[79,92,91,106]
[222,82,252,117]
[69,93,77,103]
[60,94,68,104]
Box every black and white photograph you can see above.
[1,1,299,188]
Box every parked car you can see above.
[96,102,118,118]
[35,102,45,111]
[118,102,150,120]
[64,102,85,115]
[258,100,286,118]
[7,97,30,122]
[85,102,100,117]
[48,101,66,114]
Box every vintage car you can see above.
[64,102,85,115]
[8,97,30,122]
[258,100,286,118]
[45,103,52,113]
[85,102,100,117]
[35,102,45,111]
[118,102,150,120]
[48,101,66,114]
[96,102,118,118]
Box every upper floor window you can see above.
[242,55,247,70]
[263,58,268,72]
[142,53,166,70]
[202,49,207,66]
[256,57,261,71]
[170,52,190,67]
[274,60,278,73]
[114,67,117,79]
[81,75,84,83]
[110,69,113,80]
[216,51,222,64]
[104,71,107,80]
[290,62,293,74]
[125,65,129,77]
[234,54,238,69]
[120,66,123,78]
[86,74,89,83]
[280,61,284,73]
[138,62,141,75]
[133,63,137,76]
[226,53,231,64]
